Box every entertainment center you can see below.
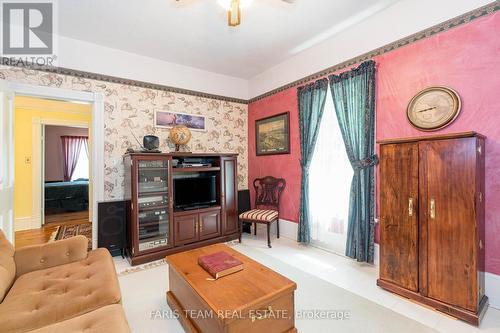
[123,152,239,265]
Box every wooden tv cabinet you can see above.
[123,153,239,265]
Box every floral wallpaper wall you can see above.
[0,66,248,200]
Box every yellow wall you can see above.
[14,96,92,219]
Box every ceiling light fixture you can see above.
[177,0,294,27]
[217,0,253,27]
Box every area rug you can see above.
[48,227,60,242]
[55,223,92,250]
[117,259,166,277]
[118,244,437,333]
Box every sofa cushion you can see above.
[28,304,131,333]
[14,235,88,277]
[0,229,15,303]
[0,248,121,333]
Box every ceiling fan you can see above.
[175,0,296,27]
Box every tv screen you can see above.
[174,175,217,209]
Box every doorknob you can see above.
[408,198,414,217]
[430,199,436,219]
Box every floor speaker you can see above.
[238,190,251,233]
[97,200,129,257]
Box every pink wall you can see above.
[44,125,88,182]
[248,88,301,222]
[247,13,500,275]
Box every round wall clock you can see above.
[406,86,461,131]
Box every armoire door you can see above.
[421,138,478,311]
[379,143,419,292]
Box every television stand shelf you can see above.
[124,153,239,266]
[172,166,221,173]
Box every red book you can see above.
[198,251,244,280]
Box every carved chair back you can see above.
[253,176,286,211]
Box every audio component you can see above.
[98,200,129,257]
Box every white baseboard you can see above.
[486,272,500,310]
[15,216,41,231]
[275,219,298,241]
[251,218,298,241]
[374,243,380,266]
[272,220,380,264]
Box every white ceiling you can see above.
[58,0,401,79]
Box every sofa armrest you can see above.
[14,236,88,277]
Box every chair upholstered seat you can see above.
[239,209,278,223]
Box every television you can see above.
[174,175,217,209]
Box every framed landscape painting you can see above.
[155,111,206,131]
[255,112,290,156]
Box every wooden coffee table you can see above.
[166,243,297,333]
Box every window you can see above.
[71,142,89,181]
[309,89,353,255]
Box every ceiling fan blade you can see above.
[281,0,296,3]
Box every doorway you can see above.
[12,96,93,248]
[309,89,353,255]
[43,125,91,227]
[0,82,104,248]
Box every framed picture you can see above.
[255,112,290,156]
[155,111,206,131]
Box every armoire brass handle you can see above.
[430,199,436,219]
[408,198,414,217]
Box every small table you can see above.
[166,244,297,333]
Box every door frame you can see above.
[0,90,15,243]
[2,82,104,249]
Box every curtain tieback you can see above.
[351,154,379,171]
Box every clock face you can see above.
[407,86,461,131]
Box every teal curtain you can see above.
[297,78,328,243]
[329,61,377,263]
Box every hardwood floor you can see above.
[15,211,91,249]
[44,211,90,224]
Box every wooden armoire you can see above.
[377,132,487,325]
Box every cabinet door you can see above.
[133,157,172,255]
[379,143,419,292]
[421,138,477,311]
[174,214,198,246]
[221,157,239,235]
[199,210,221,240]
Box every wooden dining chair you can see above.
[238,176,286,248]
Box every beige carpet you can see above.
[118,244,437,333]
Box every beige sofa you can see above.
[0,230,131,333]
